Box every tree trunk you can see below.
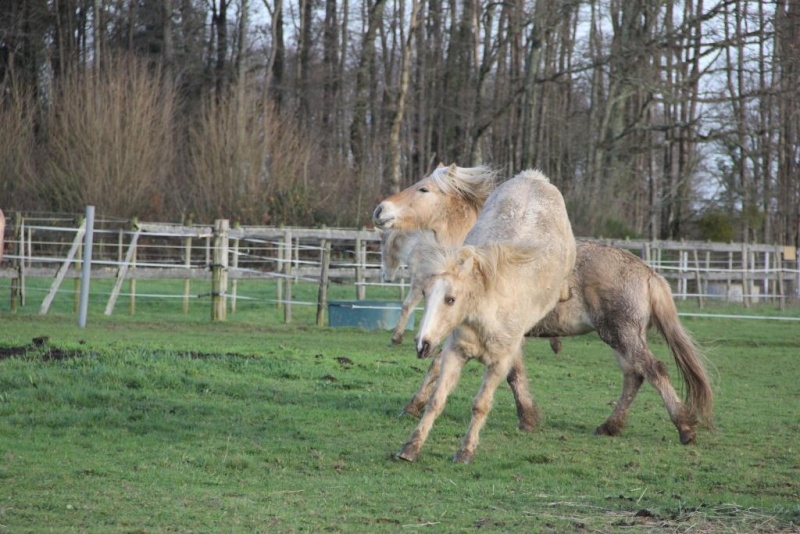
[388,0,422,193]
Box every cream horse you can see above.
[374,164,713,445]
[396,169,576,463]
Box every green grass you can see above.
[1,291,799,532]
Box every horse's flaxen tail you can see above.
[649,274,714,427]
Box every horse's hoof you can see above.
[390,337,403,346]
[679,429,696,445]
[593,423,621,437]
[453,450,473,464]
[397,444,418,462]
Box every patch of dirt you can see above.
[0,339,261,362]
[0,337,82,362]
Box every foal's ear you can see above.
[456,247,476,276]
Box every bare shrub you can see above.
[183,86,327,225]
[0,88,38,210]
[38,55,176,218]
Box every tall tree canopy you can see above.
[1,0,798,246]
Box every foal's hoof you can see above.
[401,404,423,418]
[593,422,622,437]
[453,450,473,464]
[518,420,536,433]
[679,429,696,445]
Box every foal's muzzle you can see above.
[416,339,432,359]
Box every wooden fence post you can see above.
[73,216,83,313]
[776,245,785,310]
[355,235,366,300]
[10,212,21,312]
[283,228,293,323]
[183,216,193,314]
[211,219,230,321]
[129,217,138,315]
[742,243,750,308]
[231,223,240,314]
[276,231,284,309]
[39,218,86,315]
[692,249,704,308]
[316,239,331,326]
[20,218,28,306]
[104,228,141,316]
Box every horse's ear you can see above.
[436,162,446,169]
[447,163,457,175]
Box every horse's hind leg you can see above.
[391,284,422,345]
[594,356,644,437]
[646,357,698,444]
[402,350,442,417]
[505,350,540,432]
[597,340,697,444]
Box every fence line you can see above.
[1,213,799,322]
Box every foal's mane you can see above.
[410,236,538,292]
[429,165,497,211]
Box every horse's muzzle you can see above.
[372,204,392,229]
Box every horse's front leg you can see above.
[397,345,467,462]
[391,282,423,345]
[402,349,442,417]
[505,347,540,432]
[454,352,516,464]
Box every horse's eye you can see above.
[418,187,429,193]
[445,296,455,306]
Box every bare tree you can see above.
[387,0,423,193]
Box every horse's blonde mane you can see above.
[429,165,497,211]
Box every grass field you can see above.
[1,280,799,532]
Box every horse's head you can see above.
[373,164,452,232]
[412,244,483,358]
[379,230,433,282]
[372,164,494,245]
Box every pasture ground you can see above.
[0,281,799,532]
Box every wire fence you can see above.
[1,212,798,323]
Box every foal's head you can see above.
[412,241,540,358]
[411,242,504,358]
[372,164,496,244]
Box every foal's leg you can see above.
[402,350,442,417]
[404,347,539,432]
[397,346,468,462]
[453,350,518,464]
[391,283,423,345]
